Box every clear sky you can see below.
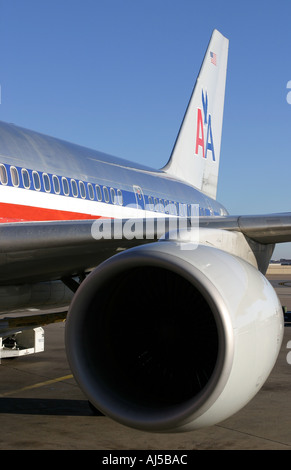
[1,0,291,258]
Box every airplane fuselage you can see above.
[0,121,228,223]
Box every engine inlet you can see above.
[83,266,219,409]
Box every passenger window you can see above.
[71,179,78,197]
[117,189,123,205]
[179,203,185,217]
[96,185,102,201]
[87,183,94,200]
[21,169,30,189]
[110,187,116,204]
[43,173,51,192]
[10,167,19,187]
[168,201,175,215]
[164,200,169,214]
[79,181,86,199]
[32,171,41,190]
[154,198,158,211]
[103,186,109,203]
[0,164,8,185]
[53,175,60,194]
[62,177,69,196]
[148,196,154,211]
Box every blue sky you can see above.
[1,0,291,258]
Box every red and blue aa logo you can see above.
[195,90,215,161]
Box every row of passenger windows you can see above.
[0,163,215,216]
[145,195,204,216]
[147,195,189,216]
[0,164,124,205]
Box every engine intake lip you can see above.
[66,246,234,431]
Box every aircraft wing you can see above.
[0,218,169,284]
[0,212,290,285]
[199,212,291,244]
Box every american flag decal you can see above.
[210,51,217,65]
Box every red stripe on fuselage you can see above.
[0,202,102,222]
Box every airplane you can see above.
[0,29,290,433]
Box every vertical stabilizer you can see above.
[163,30,229,199]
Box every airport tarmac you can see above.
[0,268,291,450]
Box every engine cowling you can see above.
[65,241,284,432]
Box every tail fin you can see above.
[163,29,229,200]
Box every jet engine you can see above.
[65,240,284,432]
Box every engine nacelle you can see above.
[65,241,284,432]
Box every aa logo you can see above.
[195,90,215,160]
